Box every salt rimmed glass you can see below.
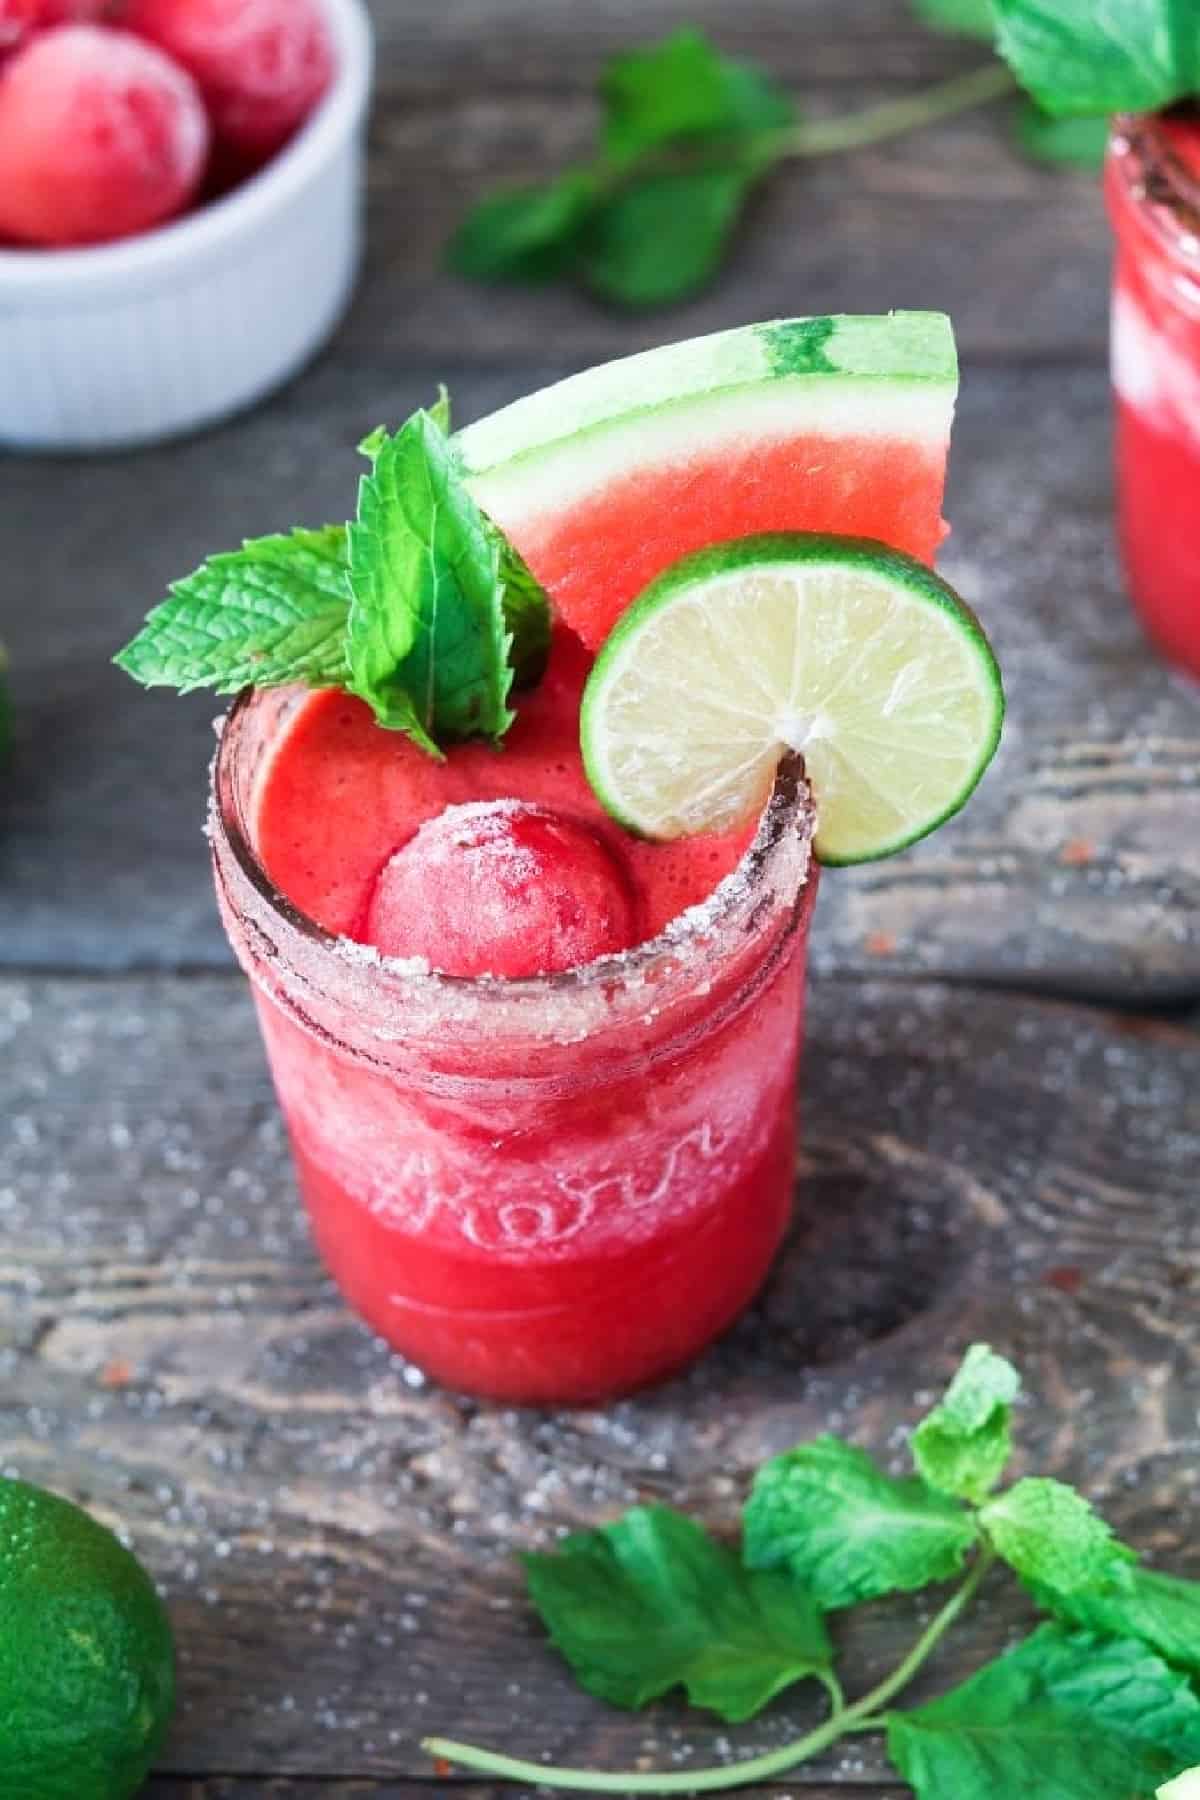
[1106,113,1200,678]
[211,686,818,1404]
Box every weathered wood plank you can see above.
[350,0,1108,365]
[3,364,1197,997]
[370,0,964,88]
[3,973,1198,1782]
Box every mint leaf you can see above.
[580,167,754,309]
[360,390,449,464]
[446,173,598,283]
[1014,100,1107,167]
[1029,1565,1200,1681]
[499,543,552,690]
[114,527,350,695]
[346,408,549,753]
[887,1623,1200,1799]
[600,29,793,161]
[919,1342,1020,1436]
[912,1343,1020,1503]
[991,0,1200,118]
[522,1506,836,1724]
[430,385,452,433]
[117,394,549,740]
[911,0,995,39]
[743,1436,977,1609]
[981,1477,1135,1596]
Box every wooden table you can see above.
[2,4,1198,1796]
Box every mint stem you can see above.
[775,61,1016,159]
[423,1550,996,1795]
[595,61,1017,192]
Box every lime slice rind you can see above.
[580,534,1003,865]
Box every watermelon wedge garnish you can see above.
[456,312,957,651]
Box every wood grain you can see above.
[4,972,1198,1784]
[1,6,1194,1792]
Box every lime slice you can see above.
[580,533,1003,864]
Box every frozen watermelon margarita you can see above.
[1107,113,1200,680]
[121,313,1003,1403]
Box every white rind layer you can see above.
[456,312,957,529]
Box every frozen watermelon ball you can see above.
[125,0,333,163]
[0,24,209,246]
[364,801,641,978]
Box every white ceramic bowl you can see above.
[0,0,373,451]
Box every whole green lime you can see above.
[0,1476,175,1800]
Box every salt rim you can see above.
[1109,114,1200,268]
[209,685,816,1056]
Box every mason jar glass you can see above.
[211,685,818,1404]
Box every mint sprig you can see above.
[744,1436,978,1607]
[522,1507,837,1724]
[1013,100,1110,168]
[1033,1565,1200,1680]
[347,407,514,754]
[448,29,1018,310]
[600,31,792,161]
[912,0,1112,169]
[447,10,1130,313]
[980,1476,1135,1595]
[448,31,793,310]
[115,395,550,758]
[425,1343,1200,1797]
[113,527,351,696]
[992,0,1200,119]
[911,1339,1020,1501]
[887,1624,1200,1798]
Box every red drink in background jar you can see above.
[1107,112,1200,679]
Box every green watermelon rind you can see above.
[456,313,957,522]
